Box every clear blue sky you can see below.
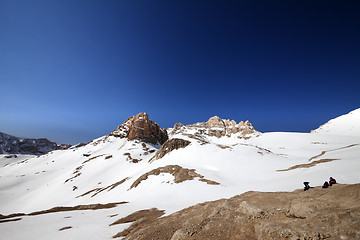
[1,0,359,144]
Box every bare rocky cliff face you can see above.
[110,112,168,145]
[169,116,258,138]
[0,132,70,155]
[113,184,360,240]
[150,138,191,162]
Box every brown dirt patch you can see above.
[0,202,128,220]
[76,188,101,198]
[0,213,25,220]
[277,158,340,172]
[64,172,81,183]
[123,153,141,163]
[28,202,127,216]
[308,151,326,161]
[76,178,128,198]
[82,154,105,164]
[0,217,22,223]
[111,208,165,238]
[59,226,72,231]
[308,144,359,161]
[199,178,221,185]
[216,144,231,149]
[116,184,360,240]
[65,154,111,184]
[129,165,219,189]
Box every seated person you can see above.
[303,181,311,191]
[329,177,336,186]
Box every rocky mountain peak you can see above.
[110,112,168,145]
[169,116,259,138]
[207,116,226,128]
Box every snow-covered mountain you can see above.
[0,131,70,155]
[311,108,360,137]
[0,109,359,239]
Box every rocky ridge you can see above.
[0,132,70,155]
[109,112,168,145]
[169,116,259,138]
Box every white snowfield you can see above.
[0,109,359,240]
[312,108,360,137]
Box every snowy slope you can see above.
[312,108,360,137]
[0,110,360,240]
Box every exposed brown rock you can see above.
[110,208,165,226]
[129,165,219,189]
[308,144,359,162]
[115,184,360,240]
[0,217,22,224]
[0,213,25,220]
[0,202,128,221]
[169,122,185,135]
[207,116,226,128]
[110,113,168,145]
[111,208,165,238]
[27,202,128,216]
[76,178,128,198]
[59,226,72,231]
[150,138,191,162]
[277,158,340,172]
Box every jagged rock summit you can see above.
[110,112,168,145]
[170,116,258,138]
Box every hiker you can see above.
[329,177,336,186]
[304,181,311,191]
[322,181,329,188]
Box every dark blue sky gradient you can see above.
[1,1,359,144]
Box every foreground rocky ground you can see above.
[113,184,360,240]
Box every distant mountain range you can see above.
[0,108,359,240]
[0,132,70,155]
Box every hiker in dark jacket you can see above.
[329,177,336,186]
[322,181,329,188]
[304,182,311,191]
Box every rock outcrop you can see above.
[0,132,70,154]
[113,184,360,240]
[129,165,219,189]
[169,116,258,138]
[110,113,168,145]
[150,138,191,162]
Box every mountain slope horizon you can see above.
[0,108,359,240]
[0,131,71,155]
